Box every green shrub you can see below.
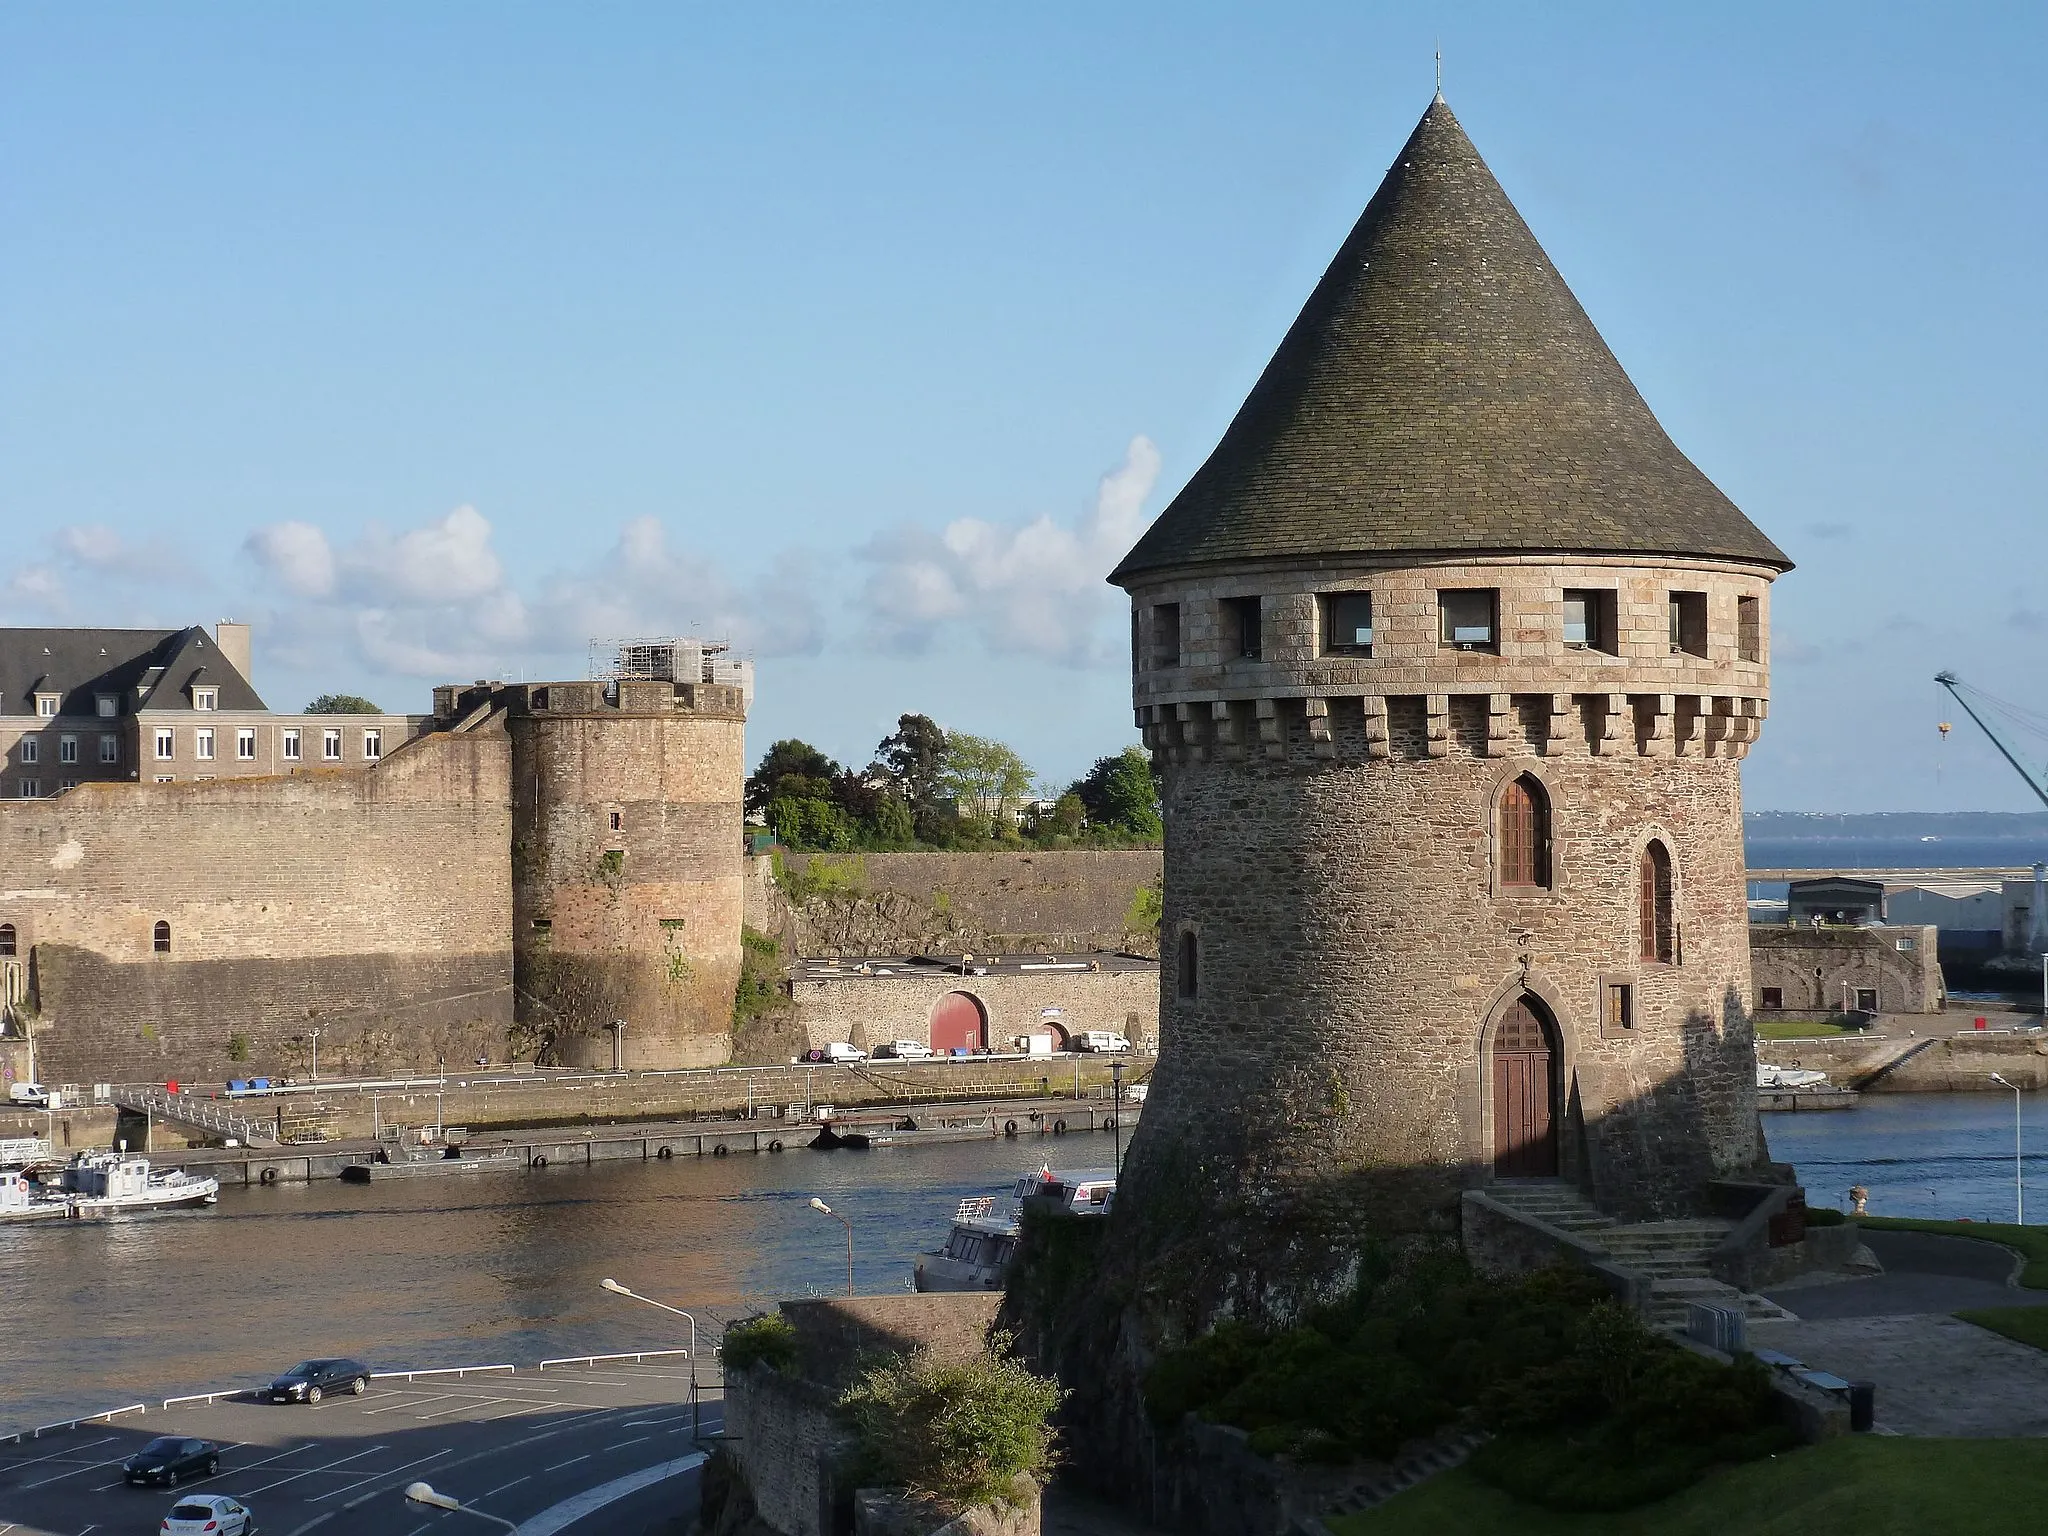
[226,1033,250,1063]
[1143,1252,1790,1508]
[731,926,787,1032]
[838,1335,1063,1512]
[720,1314,798,1374]
[1803,1206,1847,1227]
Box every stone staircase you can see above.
[1485,1180,1792,1330]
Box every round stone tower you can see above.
[507,658,748,1070]
[1107,98,1792,1319]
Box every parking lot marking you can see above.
[620,1411,693,1427]
[475,1473,529,1503]
[0,1435,116,1473]
[360,1392,466,1416]
[238,1442,392,1496]
[317,1445,453,1502]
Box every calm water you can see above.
[0,1137,1091,1431]
[1765,1092,2038,1224]
[6,1099,2038,1431]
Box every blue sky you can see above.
[4,5,2046,811]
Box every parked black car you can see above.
[267,1357,372,1403]
[122,1436,220,1487]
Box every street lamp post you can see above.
[599,1278,700,1439]
[1992,1073,2024,1225]
[309,1028,320,1082]
[1110,1061,1124,1172]
[403,1482,517,1530]
[810,1197,854,1295]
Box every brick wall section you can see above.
[509,679,746,1070]
[1749,925,1943,1014]
[770,851,1163,958]
[790,968,1157,1054]
[0,726,512,1084]
[781,1293,1004,1389]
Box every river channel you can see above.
[5,1095,2041,1431]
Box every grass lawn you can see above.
[1856,1216,2048,1287]
[1328,1439,2048,1536]
[1957,1306,2048,1350]
[1755,1019,1866,1039]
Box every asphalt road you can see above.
[1762,1227,2048,1319]
[0,1361,718,1536]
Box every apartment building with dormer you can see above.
[0,623,424,797]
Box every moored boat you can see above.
[914,1167,1116,1292]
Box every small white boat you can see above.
[914,1167,1116,1292]
[2,1151,222,1221]
[1757,1063,1829,1090]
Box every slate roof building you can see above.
[1106,96,1793,1320]
[0,623,423,796]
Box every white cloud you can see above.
[245,521,337,598]
[4,565,66,611]
[343,504,504,604]
[856,434,1161,664]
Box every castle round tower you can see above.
[1108,99,1791,1316]
[505,655,748,1070]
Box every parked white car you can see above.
[162,1494,255,1535]
[821,1042,869,1063]
[1072,1031,1131,1054]
[874,1041,933,1060]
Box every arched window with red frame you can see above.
[1499,775,1551,889]
[1640,840,1676,963]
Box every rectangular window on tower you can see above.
[1599,977,1635,1039]
[1151,604,1181,669]
[1562,589,1617,653]
[1737,596,1761,662]
[1760,987,1784,1009]
[1439,589,1498,650]
[1319,592,1374,656]
[1223,596,1262,661]
[1669,591,1709,657]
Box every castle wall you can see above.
[510,679,747,1070]
[1750,924,1943,1015]
[787,965,1158,1054]
[0,726,514,1084]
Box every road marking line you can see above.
[512,1452,708,1535]
[24,1455,133,1490]
[238,1442,391,1495]
[0,1436,116,1472]
[611,1435,650,1450]
[415,1395,529,1420]
[620,1412,694,1427]
[361,1392,465,1416]
[543,1454,590,1472]
[323,1446,454,1502]
[477,1474,530,1502]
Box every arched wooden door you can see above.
[1492,998,1558,1178]
[929,991,987,1054]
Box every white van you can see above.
[7,1083,51,1108]
[1072,1031,1131,1054]
[821,1042,868,1063]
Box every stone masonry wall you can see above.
[761,850,1163,959]
[788,967,1158,1055]
[1750,924,1944,1015]
[0,725,513,1084]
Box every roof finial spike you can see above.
[1434,46,1443,102]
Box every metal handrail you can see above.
[3,1403,147,1443]
[370,1364,515,1382]
[538,1349,693,1370]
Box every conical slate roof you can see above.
[1110,99,1790,583]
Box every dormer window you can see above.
[193,688,218,712]
[96,695,118,718]
[35,693,59,718]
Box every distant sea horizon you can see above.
[1744,810,2048,872]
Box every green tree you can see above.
[305,693,380,714]
[746,739,841,816]
[1073,746,1161,839]
[866,793,916,849]
[873,714,949,839]
[942,733,1035,834]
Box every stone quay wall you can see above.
[789,967,1158,1055]
[0,727,513,1086]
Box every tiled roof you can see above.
[1111,99,1790,584]
[0,627,266,717]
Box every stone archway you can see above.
[1491,994,1560,1178]
[929,991,988,1054]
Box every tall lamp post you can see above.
[1991,1073,2025,1225]
[810,1197,854,1294]
[1110,1060,1124,1173]
[600,1278,700,1439]
[309,1028,320,1082]
[404,1482,516,1530]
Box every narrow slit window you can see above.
[1604,981,1633,1033]
[1176,929,1199,999]
[1640,841,1676,963]
[1225,596,1262,661]
[0,923,16,956]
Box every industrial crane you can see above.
[1935,672,2048,812]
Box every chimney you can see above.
[215,621,253,684]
